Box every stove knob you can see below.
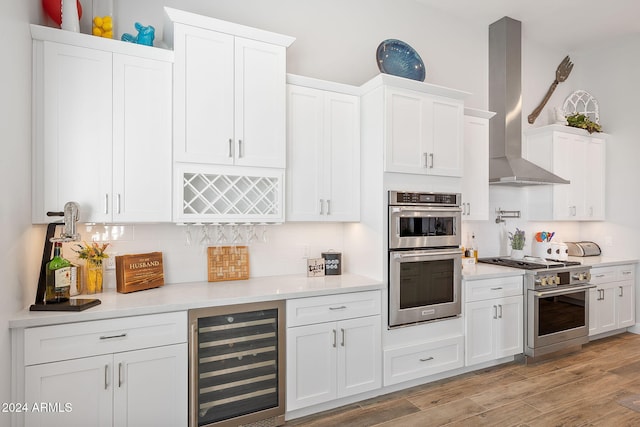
[586,272,591,281]
[540,277,548,286]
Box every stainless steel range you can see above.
[479,257,595,360]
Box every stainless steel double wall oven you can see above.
[388,191,462,327]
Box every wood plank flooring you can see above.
[285,332,640,426]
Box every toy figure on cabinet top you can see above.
[121,22,155,46]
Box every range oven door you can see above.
[389,248,462,327]
[527,285,596,349]
[388,206,461,250]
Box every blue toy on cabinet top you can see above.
[121,22,155,46]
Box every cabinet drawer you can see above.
[618,265,635,281]
[287,291,381,327]
[464,276,522,302]
[591,267,617,284]
[24,312,187,365]
[383,336,464,386]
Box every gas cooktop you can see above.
[478,257,581,270]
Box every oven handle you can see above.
[392,249,462,259]
[533,283,596,298]
[390,206,462,214]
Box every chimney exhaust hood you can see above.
[488,17,569,186]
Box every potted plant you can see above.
[73,241,110,294]
[508,228,526,259]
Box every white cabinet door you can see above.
[286,323,336,410]
[286,85,324,221]
[35,42,112,224]
[337,316,381,397]
[113,344,187,427]
[234,37,287,168]
[173,24,235,165]
[286,84,360,222]
[112,54,173,222]
[552,133,587,219]
[494,296,524,358]
[462,114,490,220]
[385,88,426,174]
[590,285,617,335]
[25,354,113,427]
[616,281,635,329]
[586,137,606,219]
[465,300,496,366]
[385,88,463,177]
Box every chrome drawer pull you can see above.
[490,287,503,291]
[332,329,337,348]
[341,328,345,347]
[100,333,127,340]
[118,362,123,387]
[329,306,347,311]
[104,364,109,390]
[419,356,434,362]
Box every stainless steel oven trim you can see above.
[389,248,462,327]
[527,285,594,350]
[388,206,462,250]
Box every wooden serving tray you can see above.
[207,246,250,282]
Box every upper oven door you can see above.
[389,206,461,249]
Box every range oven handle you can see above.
[392,249,462,259]
[533,283,596,298]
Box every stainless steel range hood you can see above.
[488,17,569,186]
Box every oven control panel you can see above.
[533,268,592,289]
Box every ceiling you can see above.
[416,0,640,51]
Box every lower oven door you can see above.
[528,285,596,349]
[389,248,462,327]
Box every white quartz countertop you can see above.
[462,256,638,281]
[10,273,383,329]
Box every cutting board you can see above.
[207,246,250,282]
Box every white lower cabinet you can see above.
[18,312,188,427]
[383,335,464,386]
[286,291,382,411]
[464,276,523,366]
[589,264,636,336]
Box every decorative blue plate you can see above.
[376,39,426,82]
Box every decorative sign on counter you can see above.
[115,252,165,293]
[307,258,325,277]
[321,251,342,275]
[207,246,250,282]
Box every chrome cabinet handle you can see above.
[429,153,434,168]
[498,304,503,319]
[319,199,325,215]
[622,271,632,275]
[327,200,331,215]
[332,329,337,348]
[116,194,121,214]
[104,364,109,390]
[329,306,347,311]
[228,138,233,158]
[100,333,127,340]
[341,328,345,347]
[491,287,503,291]
[118,362,123,387]
[493,305,497,319]
[238,139,243,158]
[423,152,429,168]
[619,286,624,297]
[420,356,434,362]
[104,193,109,214]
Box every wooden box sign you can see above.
[115,252,164,293]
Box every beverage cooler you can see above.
[189,301,285,427]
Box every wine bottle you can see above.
[45,242,73,303]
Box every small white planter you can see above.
[511,249,524,259]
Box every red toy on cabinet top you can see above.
[42,0,83,26]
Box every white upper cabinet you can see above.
[169,8,294,169]
[461,109,495,220]
[31,25,173,224]
[286,76,360,222]
[359,74,468,178]
[525,125,607,221]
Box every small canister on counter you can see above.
[321,251,342,275]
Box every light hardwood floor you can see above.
[286,332,640,426]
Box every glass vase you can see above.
[92,0,114,39]
[85,259,104,294]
